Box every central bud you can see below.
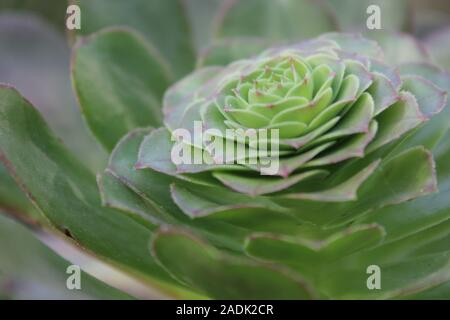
[217,54,344,139]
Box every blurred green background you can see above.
[0,0,449,299]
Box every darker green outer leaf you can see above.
[214,0,336,41]
[151,227,317,299]
[197,37,275,67]
[0,85,196,298]
[74,0,196,76]
[72,27,173,151]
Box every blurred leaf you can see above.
[0,85,197,299]
[0,13,106,171]
[410,0,450,37]
[197,37,274,67]
[0,213,132,300]
[182,0,223,50]
[404,281,450,300]
[318,219,450,299]
[368,31,430,65]
[214,0,336,41]
[425,27,450,70]
[0,163,33,216]
[74,0,196,77]
[72,28,173,151]
[151,227,317,299]
[0,0,67,28]
[327,0,409,32]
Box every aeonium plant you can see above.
[1,32,449,299]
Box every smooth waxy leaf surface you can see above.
[0,213,132,299]
[0,13,105,171]
[0,85,198,298]
[74,0,195,76]
[151,227,317,299]
[72,28,173,151]
[214,0,335,41]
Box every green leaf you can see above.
[327,0,409,32]
[367,72,399,116]
[72,28,173,151]
[182,0,223,50]
[425,27,450,71]
[97,170,163,228]
[368,32,430,65]
[75,0,195,76]
[245,224,385,277]
[310,93,374,145]
[395,63,450,152]
[213,170,328,196]
[401,75,447,117]
[318,220,450,299]
[108,128,249,252]
[284,159,380,202]
[367,91,426,153]
[356,128,450,244]
[0,85,196,298]
[171,183,289,217]
[304,121,378,168]
[326,146,438,227]
[277,144,334,177]
[214,0,335,42]
[404,281,450,300]
[0,13,105,171]
[197,37,274,67]
[0,0,67,28]
[0,163,36,218]
[108,128,182,216]
[322,33,384,60]
[151,227,317,299]
[164,67,222,131]
[0,213,132,299]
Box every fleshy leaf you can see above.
[212,170,328,196]
[164,67,222,131]
[97,170,165,227]
[245,224,385,272]
[401,75,447,117]
[170,183,288,217]
[214,0,335,42]
[367,72,399,115]
[0,13,106,171]
[369,32,430,65]
[326,146,438,227]
[304,121,378,167]
[72,28,173,151]
[367,91,426,153]
[75,0,195,76]
[0,85,194,297]
[151,227,316,299]
[310,93,374,145]
[424,27,450,70]
[284,159,380,202]
[321,33,383,59]
[277,143,335,177]
[197,37,274,67]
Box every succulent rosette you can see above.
[140,33,446,203]
[107,33,449,298]
[1,8,450,298]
